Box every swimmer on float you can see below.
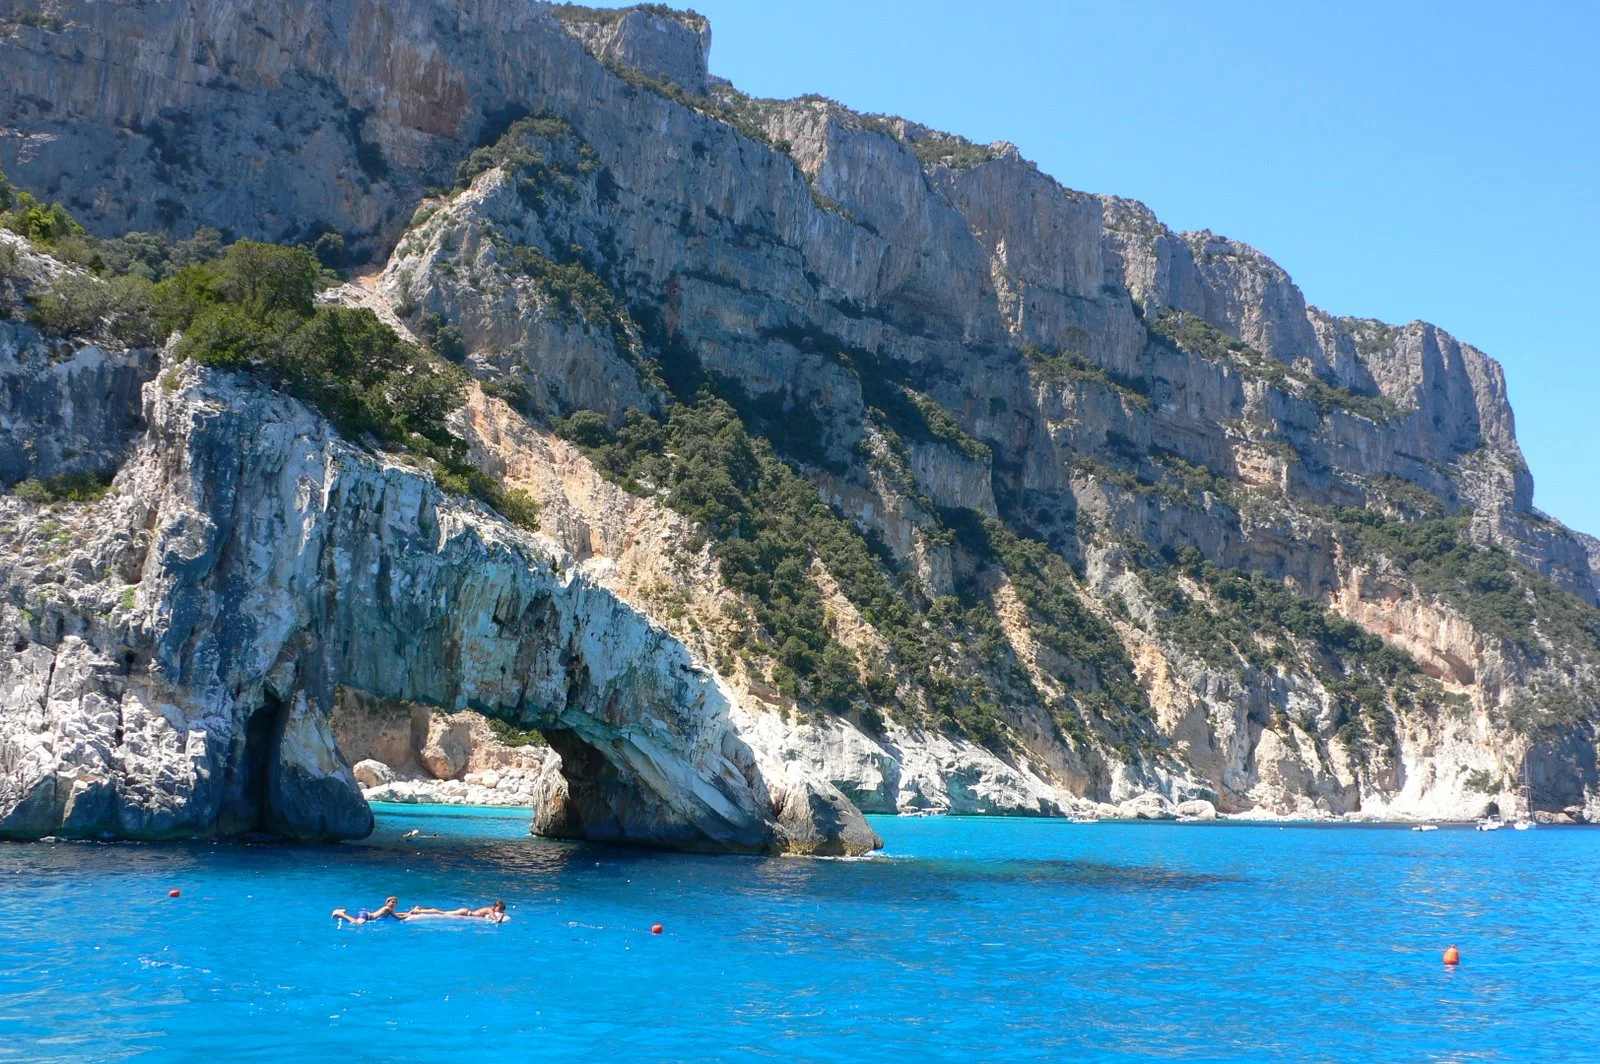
[405,900,509,923]
[331,895,404,924]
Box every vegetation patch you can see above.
[454,111,598,196]
[5,471,115,505]
[1,10,64,33]
[1340,317,1404,357]
[1021,344,1152,410]
[946,510,1151,728]
[503,243,635,354]
[557,396,1081,747]
[556,399,874,720]
[487,718,548,747]
[1,167,82,247]
[855,114,1004,170]
[598,59,784,151]
[891,386,990,461]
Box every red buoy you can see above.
[651,923,663,935]
[168,889,181,898]
[1443,945,1460,966]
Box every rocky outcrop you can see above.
[0,235,155,487]
[0,349,878,853]
[552,5,712,96]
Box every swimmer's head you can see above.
[385,896,398,907]
[493,900,506,913]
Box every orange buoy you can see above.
[1443,946,1460,966]
[651,923,663,935]
[168,889,181,898]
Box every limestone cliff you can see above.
[3,0,1600,834]
[0,312,877,852]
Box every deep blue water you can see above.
[2,807,1597,1063]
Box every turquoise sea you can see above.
[2,805,1596,1063]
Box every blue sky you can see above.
[594,0,1599,535]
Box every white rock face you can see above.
[0,359,878,854]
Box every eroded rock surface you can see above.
[0,356,877,853]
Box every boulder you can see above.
[1175,798,1218,821]
[769,769,883,857]
[418,717,473,781]
[1117,794,1176,820]
[352,759,395,788]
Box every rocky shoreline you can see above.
[331,694,552,808]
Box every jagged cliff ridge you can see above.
[3,0,1600,837]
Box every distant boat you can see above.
[1476,816,1504,832]
[1412,824,1438,832]
[1510,759,1537,830]
[1069,816,1100,824]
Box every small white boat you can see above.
[1476,817,1504,832]
[1512,820,1536,831]
[1411,824,1438,832]
[1068,816,1100,824]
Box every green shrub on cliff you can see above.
[942,507,1154,752]
[47,238,536,531]
[504,244,635,351]
[487,719,548,747]
[29,273,164,346]
[1126,543,1419,750]
[3,191,82,245]
[557,398,1153,751]
[56,227,225,282]
[6,471,115,505]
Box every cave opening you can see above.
[241,692,286,833]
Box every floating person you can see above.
[404,900,509,923]
[331,895,405,925]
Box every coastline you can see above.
[363,798,1583,828]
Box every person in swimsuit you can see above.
[404,899,508,923]
[331,895,404,924]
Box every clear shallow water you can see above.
[2,809,1597,1063]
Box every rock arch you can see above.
[0,367,878,855]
